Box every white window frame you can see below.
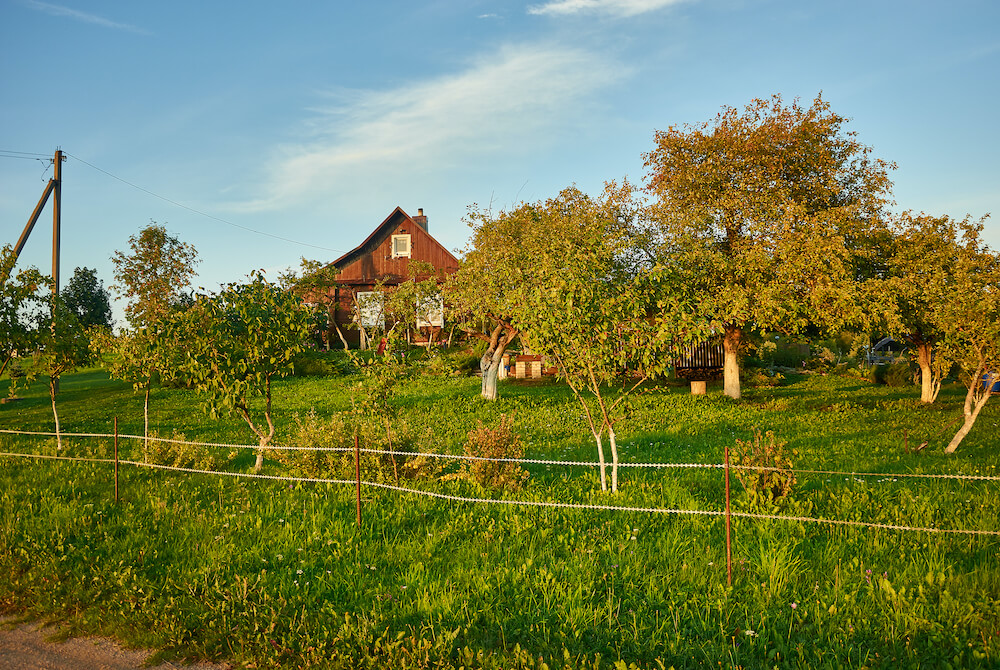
[391,234,411,259]
[356,291,384,329]
[415,294,444,328]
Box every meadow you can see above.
[1,360,998,669]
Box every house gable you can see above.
[331,207,459,286]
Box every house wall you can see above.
[324,210,460,349]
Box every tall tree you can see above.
[644,94,894,398]
[175,272,312,473]
[62,266,113,329]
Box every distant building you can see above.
[319,207,459,348]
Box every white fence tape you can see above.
[2,428,998,481]
[1,448,998,537]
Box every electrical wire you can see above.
[63,152,347,254]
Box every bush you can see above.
[292,349,352,376]
[741,367,785,388]
[271,411,439,483]
[143,430,226,471]
[454,415,529,491]
[868,361,913,387]
[732,429,796,505]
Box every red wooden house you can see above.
[321,207,460,348]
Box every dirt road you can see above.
[0,617,229,670]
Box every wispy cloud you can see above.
[238,44,623,212]
[528,0,688,17]
[23,0,149,34]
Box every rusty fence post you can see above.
[114,416,119,504]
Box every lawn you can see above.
[1,364,998,669]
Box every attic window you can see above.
[391,234,411,258]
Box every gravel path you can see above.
[0,617,230,670]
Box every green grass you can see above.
[1,366,998,668]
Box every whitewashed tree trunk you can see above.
[481,352,501,400]
[49,377,62,452]
[944,371,996,453]
[593,429,607,492]
[608,424,619,493]
[723,326,742,400]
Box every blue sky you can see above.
[2,0,998,325]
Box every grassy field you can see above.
[1,362,999,669]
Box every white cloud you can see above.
[238,44,623,212]
[23,0,149,33]
[528,0,688,17]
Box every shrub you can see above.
[885,360,915,387]
[732,429,796,505]
[741,367,784,388]
[456,415,529,491]
[271,411,438,483]
[868,361,914,387]
[143,430,225,471]
[292,349,352,376]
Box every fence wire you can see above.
[2,428,998,481]
[1,445,999,537]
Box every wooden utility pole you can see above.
[13,149,64,291]
[52,149,63,295]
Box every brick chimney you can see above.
[413,207,428,231]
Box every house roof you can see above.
[328,206,459,272]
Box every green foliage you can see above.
[644,94,893,397]
[111,222,198,330]
[142,430,225,471]
[456,414,529,491]
[0,245,49,377]
[732,429,796,505]
[175,271,312,470]
[62,266,113,329]
[290,348,352,376]
[868,361,915,388]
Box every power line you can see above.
[64,152,347,255]
[0,149,51,158]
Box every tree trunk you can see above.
[723,325,742,400]
[481,353,501,400]
[144,384,150,456]
[593,429,607,492]
[944,371,995,453]
[49,377,62,452]
[334,323,350,351]
[608,424,619,493]
[916,342,936,404]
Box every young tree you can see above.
[384,261,448,351]
[63,266,113,329]
[111,222,199,329]
[280,258,347,350]
[33,297,90,450]
[0,245,48,378]
[109,223,199,440]
[935,239,1000,453]
[875,213,988,403]
[176,272,312,472]
[644,94,894,398]
[446,207,526,400]
[503,185,708,492]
